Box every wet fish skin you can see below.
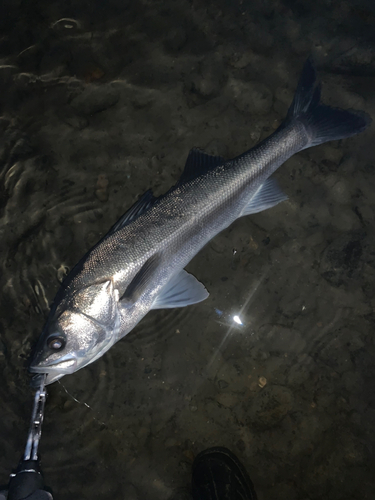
[29,58,371,385]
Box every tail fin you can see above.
[286,57,371,149]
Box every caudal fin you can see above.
[286,57,371,149]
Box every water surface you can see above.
[0,1,374,498]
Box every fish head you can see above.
[29,280,120,385]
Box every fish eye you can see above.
[47,335,66,351]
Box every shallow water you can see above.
[0,0,375,499]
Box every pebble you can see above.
[322,146,344,165]
[183,449,195,462]
[252,349,270,361]
[13,72,38,89]
[266,482,299,500]
[227,78,273,115]
[258,376,267,388]
[209,233,228,254]
[337,329,365,351]
[318,340,354,374]
[0,117,10,133]
[320,232,364,286]
[274,86,293,116]
[52,18,81,33]
[215,361,241,387]
[0,65,18,86]
[0,339,5,357]
[286,355,315,387]
[216,393,238,408]
[330,206,361,232]
[258,324,307,353]
[336,88,366,111]
[70,83,120,115]
[337,182,357,207]
[164,438,178,448]
[283,17,300,42]
[218,379,229,390]
[229,49,258,69]
[164,28,187,51]
[85,231,99,247]
[249,385,294,429]
[236,439,246,452]
[121,483,138,500]
[169,490,192,500]
[56,264,69,283]
[308,199,331,227]
[337,45,373,68]
[305,231,324,248]
[73,208,103,224]
[59,108,88,130]
[95,174,109,202]
[189,58,225,100]
[129,89,156,109]
[342,436,367,466]
[313,146,344,173]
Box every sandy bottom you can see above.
[0,0,374,499]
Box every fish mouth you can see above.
[30,371,65,387]
[29,357,77,386]
[29,357,77,375]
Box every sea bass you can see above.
[29,58,370,384]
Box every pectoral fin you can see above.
[151,269,209,309]
[121,254,161,307]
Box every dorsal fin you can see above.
[106,190,157,237]
[179,148,224,184]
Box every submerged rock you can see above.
[247,385,294,429]
[257,323,307,354]
[70,83,120,115]
[320,232,365,287]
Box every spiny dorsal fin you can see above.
[179,148,224,184]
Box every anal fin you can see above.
[241,177,288,216]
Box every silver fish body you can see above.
[29,58,370,384]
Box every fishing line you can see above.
[58,380,107,426]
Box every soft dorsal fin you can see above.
[179,148,224,184]
[106,190,157,237]
[151,269,209,309]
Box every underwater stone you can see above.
[227,78,273,115]
[247,385,294,429]
[331,179,352,205]
[95,174,109,202]
[121,483,138,500]
[320,232,365,287]
[70,83,120,115]
[0,65,18,87]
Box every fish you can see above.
[29,58,371,385]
